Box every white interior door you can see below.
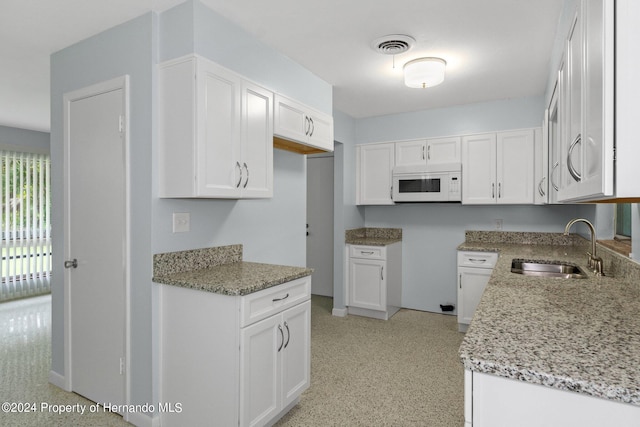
[306,155,334,296]
[64,77,128,407]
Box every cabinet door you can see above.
[395,139,427,167]
[462,134,496,204]
[281,301,311,409]
[560,7,583,201]
[241,82,273,198]
[356,143,395,205]
[458,267,492,325]
[274,95,307,144]
[240,314,280,427]
[427,136,461,165]
[497,130,534,204]
[349,258,386,311]
[197,60,242,197]
[307,111,334,152]
[578,0,614,200]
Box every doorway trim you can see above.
[62,75,131,411]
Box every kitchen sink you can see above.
[511,259,588,279]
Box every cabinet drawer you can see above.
[458,251,498,269]
[240,276,311,327]
[349,245,386,260]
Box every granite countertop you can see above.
[458,232,640,406]
[345,227,402,246]
[152,244,312,296]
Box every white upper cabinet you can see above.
[462,130,535,205]
[274,94,334,153]
[556,0,640,202]
[356,143,395,205]
[158,55,273,198]
[395,137,460,167]
[395,139,427,167]
[426,136,461,165]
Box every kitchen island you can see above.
[153,245,313,427]
[458,231,640,426]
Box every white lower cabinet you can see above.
[457,251,497,332]
[160,276,311,427]
[346,243,402,320]
[465,370,640,427]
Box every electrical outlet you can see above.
[173,212,190,233]
[494,219,503,230]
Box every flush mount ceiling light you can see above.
[403,57,447,88]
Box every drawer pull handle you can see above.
[468,258,487,264]
[284,322,290,348]
[361,251,375,255]
[272,293,290,302]
[277,325,284,352]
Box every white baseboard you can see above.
[48,370,69,391]
[332,307,347,317]
[126,411,160,427]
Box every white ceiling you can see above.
[1,0,564,132]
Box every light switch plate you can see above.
[173,212,190,233]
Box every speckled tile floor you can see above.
[0,295,131,426]
[0,294,464,427]
[276,296,465,427]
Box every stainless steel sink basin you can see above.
[511,259,588,279]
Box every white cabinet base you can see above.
[347,305,400,321]
[466,370,640,427]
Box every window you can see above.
[0,150,51,301]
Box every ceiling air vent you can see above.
[371,34,415,55]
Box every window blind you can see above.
[0,150,51,302]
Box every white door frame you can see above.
[62,75,131,411]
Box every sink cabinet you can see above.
[346,243,402,320]
[457,251,498,332]
[160,276,311,427]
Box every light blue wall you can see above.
[50,0,332,416]
[159,0,331,115]
[332,110,364,309]
[0,125,49,152]
[348,97,593,313]
[356,96,545,143]
[50,13,156,407]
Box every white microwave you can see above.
[392,163,462,202]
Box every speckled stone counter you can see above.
[345,227,402,246]
[458,231,640,406]
[152,244,312,296]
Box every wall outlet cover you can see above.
[173,212,190,233]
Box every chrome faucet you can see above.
[564,218,604,276]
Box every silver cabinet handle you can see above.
[459,273,462,289]
[538,176,547,197]
[360,251,375,255]
[236,161,242,188]
[284,321,290,349]
[304,116,310,136]
[381,266,384,280]
[422,145,426,160]
[567,134,582,182]
[550,161,559,191]
[272,293,289,302]
[64,259,78,269]
[427,145,431,160]
[492,183,495,198]
[498,182,502,198]
[242,162,249,188]
[277,325,284,352]
[309,117,314,137]
[468,258,487,264]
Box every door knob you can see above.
[64,259,78,269]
